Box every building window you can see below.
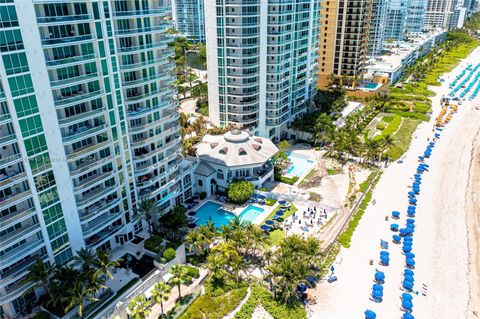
[217,169,224,180]
[198,179,203,186]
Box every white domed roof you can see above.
[196,130,278,167]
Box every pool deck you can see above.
[283,150,319,186]
[187,198,277,226]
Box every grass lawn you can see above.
[234,285,306,319]
[386,118,421,160]
[326,168,340,175]
[178,288,247,319]
[197,101,208,116]
[261,204,297,248]
[261,204,297,224]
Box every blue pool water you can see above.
[362,82,379,90]
[285,152,315,178]
[239,205,264,223]
[195,201,264,227]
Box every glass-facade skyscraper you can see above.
[0,1,180,316]
[172,0,206,42]
[406,0,427,33]
[368,0,389,56]
[205,0,320,141]
[384,0,410,40]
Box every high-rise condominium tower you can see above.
[424,0,456,27]
[406,0,427,33]
[0,1,180,316]
[317,0,372,89]
[368,0,389,56]
[205,0,320,140]
[172,0,206,42]
[384,0,410,40]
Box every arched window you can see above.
[238,148,247,156]
[219,147,228,155]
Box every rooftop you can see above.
[196,130,278,167]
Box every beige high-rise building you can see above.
[317,0,372,89]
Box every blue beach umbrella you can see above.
[414,174,421,179]
[407,211,416,217]
[265,220,274,225]
[392,211,400,218]
[391,223,399,231]
[403,313,415,319]
[404,269,414,276]
[402,299,413,309]
[380,250,389,256]
[405,252,415,259]
[404,275,414,282]
[393,235,402,243]
[400,228,408,236]
[408,206,416,212]
[408,191,415,197]
[402,292,413,301]
[364,310,376,319]
[372,289,383,298]
[406,218,415,224]
[406,258,416,267]
[373,284,383,291]
[403,280,413,290]
[375,272,385,282]
[260,225,271,231]
[275,210,284,216]
[409,198,417,204]
[380,255,390,265]
[403,245,412,253]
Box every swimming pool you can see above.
[362,82,380,90]
[195,201,265,227]
[284,152,315,178]
[239,205,264,223]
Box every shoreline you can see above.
[466,129,480,319]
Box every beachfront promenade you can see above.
[310,47,480,319]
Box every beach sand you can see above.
[309,46,480,319]
[466,133,480,318]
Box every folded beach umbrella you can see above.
[402,292,413,301]
[372,289,383,299]
[406,258,415,267]
[403,313,415,319]
[375,272,385,282]
[403,280,414,290]
[402,299,413,310]
[391,223,399,231]
[373,284,383,291]
[393,235,402,243]
[364,310,376,319]
[404,275,414,282]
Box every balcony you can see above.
[80,197,121,223]
[0,224,41,247]
[118,40,170,53]
[50,72,100,89]
[62,124,108,144]
[0,113,11,125]
[0,208,36,232]
[115,25,167,36]
[76,185,119,208]
[0,189,32,208]
[112,8,170,17]
[41,34,95,47]
[0,171,27,189]
[54,89,104,108]
[127,101,171,118]
[85,224,124,249]
[0,253,47,287]
[120,57,170,71]
[0,277,36,304]
[67,139,112,161]
[82,212,123,237]
[69,154,113,176]
[46,53,98,69]
[0,240,45,269]
[0,133,17,147]
[74,169,114,192]
[58,107,107,127]
[36,14,92,25]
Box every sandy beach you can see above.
[310,46,480,319]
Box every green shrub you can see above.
[274,172,299,185]
[234,285,306,319]
[227,180,255,204]
[34,312,50,319]
[199,192,207,200]
[179,288,248,319]
[143,235,163,253]
[376,123,386,130]
[259,187,267,191]
[382,115,394,122]
[163,247,176,261]
[185,265,200,278]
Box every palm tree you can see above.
[138,198,157,235]
[206,253,227,285]
[94,250,121,279]
[25,259,54,297]
[129,295,151,319]
[184,229,207,256]
[87,272,106,298]
[64,281,98,317]
[151,282,171,318]
[380,134,395,161]
[74,248,96,272]
[168,265,189,299]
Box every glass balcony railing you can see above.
[0,208,36,231]
[80,197,121,222]
[0,240,45,269]
[115,25,167,36]
[112,8,170,17]
[41,34,94,46]
[36,14,92,24]
[50,72,100,88]
[46,53,98,67]
[62,124,108,143]
[86,224,123,248]
[0,134,17,147]
[0,224,40,247]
